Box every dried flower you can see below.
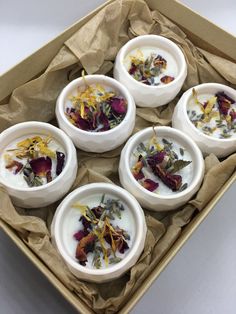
[132,134,191,192]
[72,196,130,268]
[142,179,159,192]
[188,90,236,139]
[56,151,65,175]
[128,51,174,86]
[66,80,127,132]
[5,160,23,174]
[160,75,174,84]
[30,157,52,177]
[155,164,182,191]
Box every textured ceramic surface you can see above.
[172,83,236,157]
[0,121,77,208]
[119,126,204,211]
[56,75,136,153]
[51,183,147,283]
[113,35,187,108]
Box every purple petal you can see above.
[73,230,89,241]
[56,151,65,176]
[143,179,159,192]
[147,152,166,169]
[76,115,93,131]
[29,157,52,176]
[111,98,127,115]
[128,63,137,75]
[216,92,234,115]
[99,111,110,131]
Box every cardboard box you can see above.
[0,0,235,313]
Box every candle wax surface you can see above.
[187,93,236,139]
[0,134,65,188]
[124,46,178,85]
[130,137,193,195]
[62,193,135,269]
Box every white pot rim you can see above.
[53,183,147,276]
[121,126,204,200]
[117,34,187,90]
[181,83,236,143]
[0,121,74,192]
[56,74,135,137]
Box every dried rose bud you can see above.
[111,98,127,115]
[143,179,159,192]
[160,76,175,84]
[5,160,23,174]
[155,164,182,191]
[75,233,96,264]
[29,157,52,177]
[56,151,65,176]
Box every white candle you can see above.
[124,46,178,85]
[187,91,236,139]
[0,134,65,188]
[62,193,134,269]
[130,136,193,196]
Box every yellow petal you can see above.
[204,96,217,114]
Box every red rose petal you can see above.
[111,98,127,115]
[29,157,52,177]
[160,76,175,84]
[155,164,182,191]
[143,179,159,192]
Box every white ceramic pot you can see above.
[0,121,77,208]
[119,126,204,211]
[51,183,147,283]
[172,83,236,157]
[113,35,187,107]
[56,75,136,153]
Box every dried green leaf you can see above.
[109,257,122,264]
[168,160,192,174]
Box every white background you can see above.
[0,1,236,313]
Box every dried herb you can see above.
[4,135,66,187]
[66,77,127,132]
[128,51,175,86]
[131,134,191,192]
[168,160,192,174]
[73,195,130,268]
[179,147,184,156]
[179,182,188,192]
[188,89,236,139]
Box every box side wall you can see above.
[147,0,236,61]
[0,0,236,313]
